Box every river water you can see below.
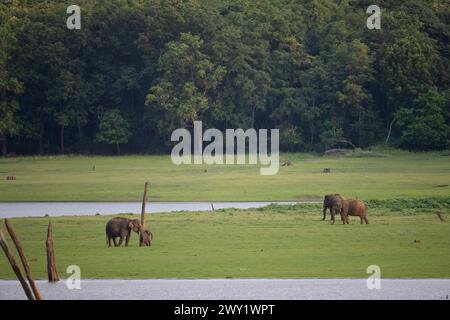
[0,201,310,218]
[0,279,449,300]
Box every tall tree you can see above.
[146,33,225,136]
[96,109,131,155]
[0,0,22,156]
[395,89,449,150]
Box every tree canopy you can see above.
[1,0,449,155]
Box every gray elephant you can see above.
[105,217,143,247]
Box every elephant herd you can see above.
[322,194,369,225]
[103,194,367,248]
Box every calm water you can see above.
[0,201,312,218]
[0,279,449,300]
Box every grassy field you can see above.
[0,150,449,201]
[0,150,449,279]
[1,203,450,279]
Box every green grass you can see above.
[0,150,449,201]
[0,150,449,279]
[1,204,450,279]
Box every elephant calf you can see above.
[141,229,154,246]
[341,200,369,224]
[106,217,143,247]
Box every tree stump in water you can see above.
[5,219,42,300]
[0,227,35,300]
[46,222,59,282]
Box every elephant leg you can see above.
[339,210,345,224]
[360,216,364,224]
[113,237,119,247]
[342,208,349,224]
[118,236,124,247]
[322,207,327,221]
[340,207,347,224]
[364,216,369,224]
[108,236,112,247]
[341,214,346,224]
[125,234,130,247]
[331,210,335,225]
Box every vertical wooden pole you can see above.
[140,181,149,246]
[0,227,35,300]
[4,219,42,300]
[46,222,59,282]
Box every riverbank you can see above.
[1,203,449,279]
[0,201,304,218]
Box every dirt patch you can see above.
[324,148,350,156]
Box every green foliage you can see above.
[0,0,23,155]
[280,126,304,151]
[365,197,450,212]
[1,0,449,154]
[396,89,449,150]
[146,32,226,136]
[96,109,131,154]
[258,197,450,213]
[319,121,346,150]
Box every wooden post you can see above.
[0,227,35,300]
[140,181,149,246]
[4,219,42,300]
[46,222,59,282]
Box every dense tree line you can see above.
[1,0,449,155]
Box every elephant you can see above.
[105,217,143,247]
[341,200,369,224]
[323,194,346,223]
[141,229,154,246]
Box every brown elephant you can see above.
[323,194,346,223]
[105,217,143,247]
[341,200,369,224]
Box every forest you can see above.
[0,0,449,155]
